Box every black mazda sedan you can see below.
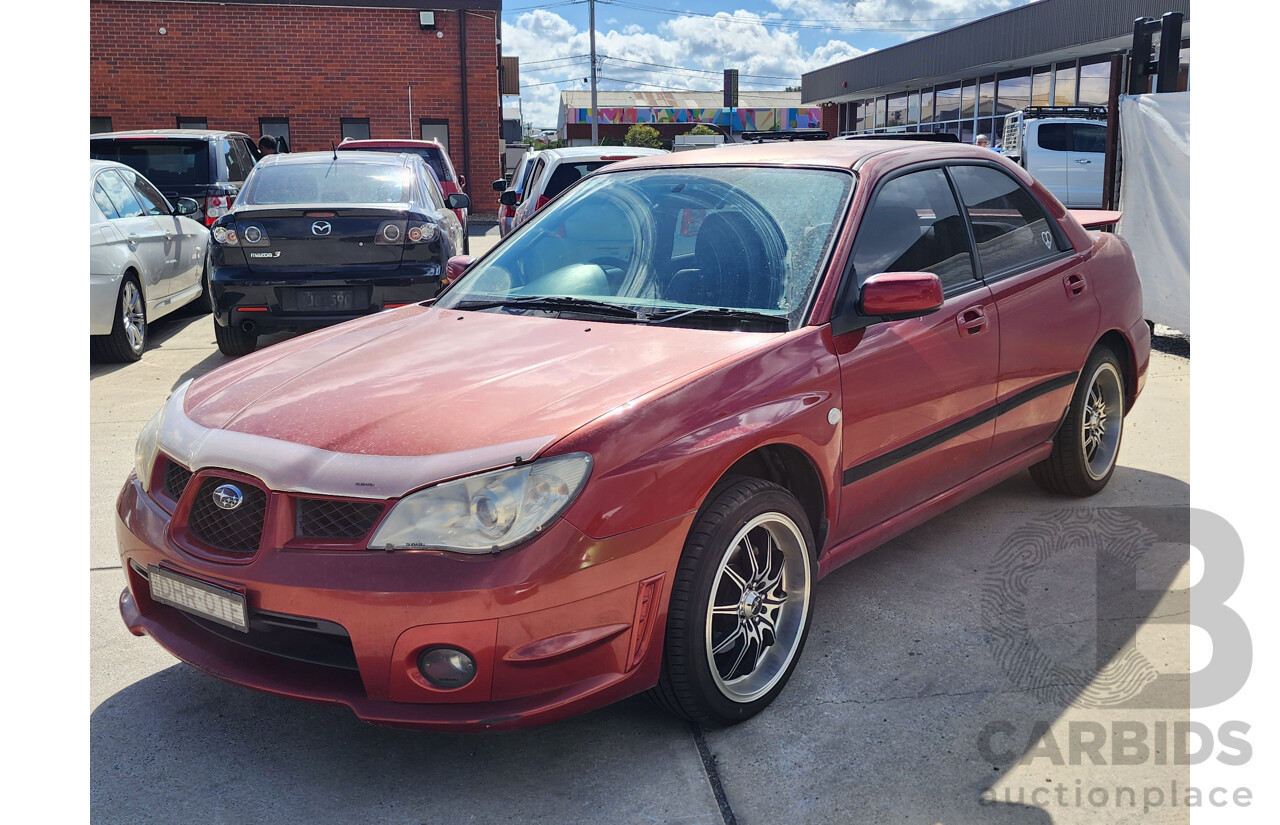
[208,151,469,356]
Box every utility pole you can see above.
[589,0,599,146]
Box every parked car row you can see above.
[114,137,1150,732]
[89,130,470,361]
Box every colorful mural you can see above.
[565,107,822,131]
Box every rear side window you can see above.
[545,161,610,199]
[93,181,121,219]
[121,170,172,215]
[850,168,976,291]
[1037,123,1070,152]
[948,164,1067,279]
[417,148,452,183]
[96,169,145,218]
[222,139,255,183]
[90,140,209,189]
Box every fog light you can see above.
[417,646,477,689]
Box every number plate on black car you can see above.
[297,289,355,311]
[148,566,249,632]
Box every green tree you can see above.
[687,124,718,136]
[624,124,662,148]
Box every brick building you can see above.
[90,0,502,191]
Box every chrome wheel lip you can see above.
[121,280,146,354]
[1081,361,1123,481]
[705,512,812,704]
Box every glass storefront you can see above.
[830,51,1181,147]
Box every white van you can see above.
[505,146,668,232]
[1001,107,1107,208]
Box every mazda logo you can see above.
[212,484,244,510]
[312,221,332,236]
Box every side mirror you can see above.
[858,272,944,321]
[491,179,508,192]
[174,197,201,217]
[444,255,476,286]
[445,192,471,210]
[498,190,519,207]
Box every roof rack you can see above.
[1018,105,1108,122]
[740,129,830,143]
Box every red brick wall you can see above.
[90,1,501,193]
[819,103,839,137]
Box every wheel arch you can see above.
[1096,329,1137,412]
[716,444,828,555]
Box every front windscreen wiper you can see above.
[646,307,791,329]
[450,295,642,320]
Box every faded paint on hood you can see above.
[186,305,772,457]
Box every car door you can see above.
[1030,123,1070,202]
[946,163,1100,462]
[1065,122,1106,208]
[126,169,205,299]
[830,166,1000,540]
[94,169,173,306]
[513,157,547,229]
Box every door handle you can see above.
[127,233,140,244]
[1075,159,1092,164]
[1064,272,1087,297]
[957,305,988,336]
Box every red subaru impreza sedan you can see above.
[117,140,1149,730]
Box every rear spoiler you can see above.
[1070,209,1122,230]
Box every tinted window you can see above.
[96,170,145,218]
[240,162,414,205]
[90,139,210,189]
[850,168,975,290]
[1073,123,1106,153]
[1038,123,1070,152]
[948,165,1066,278]
[223,139,256,182]
[545,161,611,199]
[93,181,121,219]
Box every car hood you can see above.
[185,306,770,463]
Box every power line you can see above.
[601,1,982,33]
[601,55,798,82]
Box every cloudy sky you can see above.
[501,0,1038,128]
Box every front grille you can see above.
[163,460,193,502]
[296,498,384,539]
[188,476,268,554]
[179,606,359,671]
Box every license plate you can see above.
[148,566,249,633]
[297,289,354,311]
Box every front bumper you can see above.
[116,475,689,731]
[211,263,442,335]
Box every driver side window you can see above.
[849,168,976,292]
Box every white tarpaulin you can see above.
[1117,92,1190,333]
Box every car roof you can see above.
[339,139,446,152]
[256,150,414,169]
[90,129,252,141]
[589,139,1002,172]
[540,146,667,162]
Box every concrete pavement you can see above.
[90,224,1191,823]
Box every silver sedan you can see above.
[90,159,209,361]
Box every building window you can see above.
[1178,42,1190,91]
[1031,66,1052,106]
[978,77,995,118]
[259,117,291,151]
[886,93,908,130]
[1077,57,1111,105]
[935,84,961,122]
[419,118,449,151]
[961,81,976,127]
[341,118,371,141]
[907,91,920,125]
[996,71,1030,115]
[90,116,113,134]
[1054,63,1077,105]
[920,89,934,124]
[177,116,208,130]
[874,97,886,129]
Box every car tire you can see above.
[215,320,258,357]
[92,275,147,363]
[650,477,815,726]
[1029,346,1125,497]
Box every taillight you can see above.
[205,195,233,226]
[534,195,550,212]
[501,205,515,219]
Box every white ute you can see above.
[1001,106,1107,208]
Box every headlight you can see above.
[368,453,592,554]
[134,404,166,494]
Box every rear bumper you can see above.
[211,263,442,333]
